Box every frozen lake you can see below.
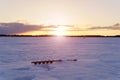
[0,37,120,80]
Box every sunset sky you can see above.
[0,0,120,36]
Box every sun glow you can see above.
[52,26,67,36]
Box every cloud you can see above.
[0,22,60,34]
[88,23,120,30]
[0,22,77,34]
[1,22,120,35]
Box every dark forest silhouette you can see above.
[0,34,120,37]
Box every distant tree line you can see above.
[0,34,120,37]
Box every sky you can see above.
[0,0,120,36]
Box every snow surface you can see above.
[0,37,120,80]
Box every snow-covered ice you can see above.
[0,37,120,80]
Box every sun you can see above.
[54,29,64,36]
[52,26,67,36]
